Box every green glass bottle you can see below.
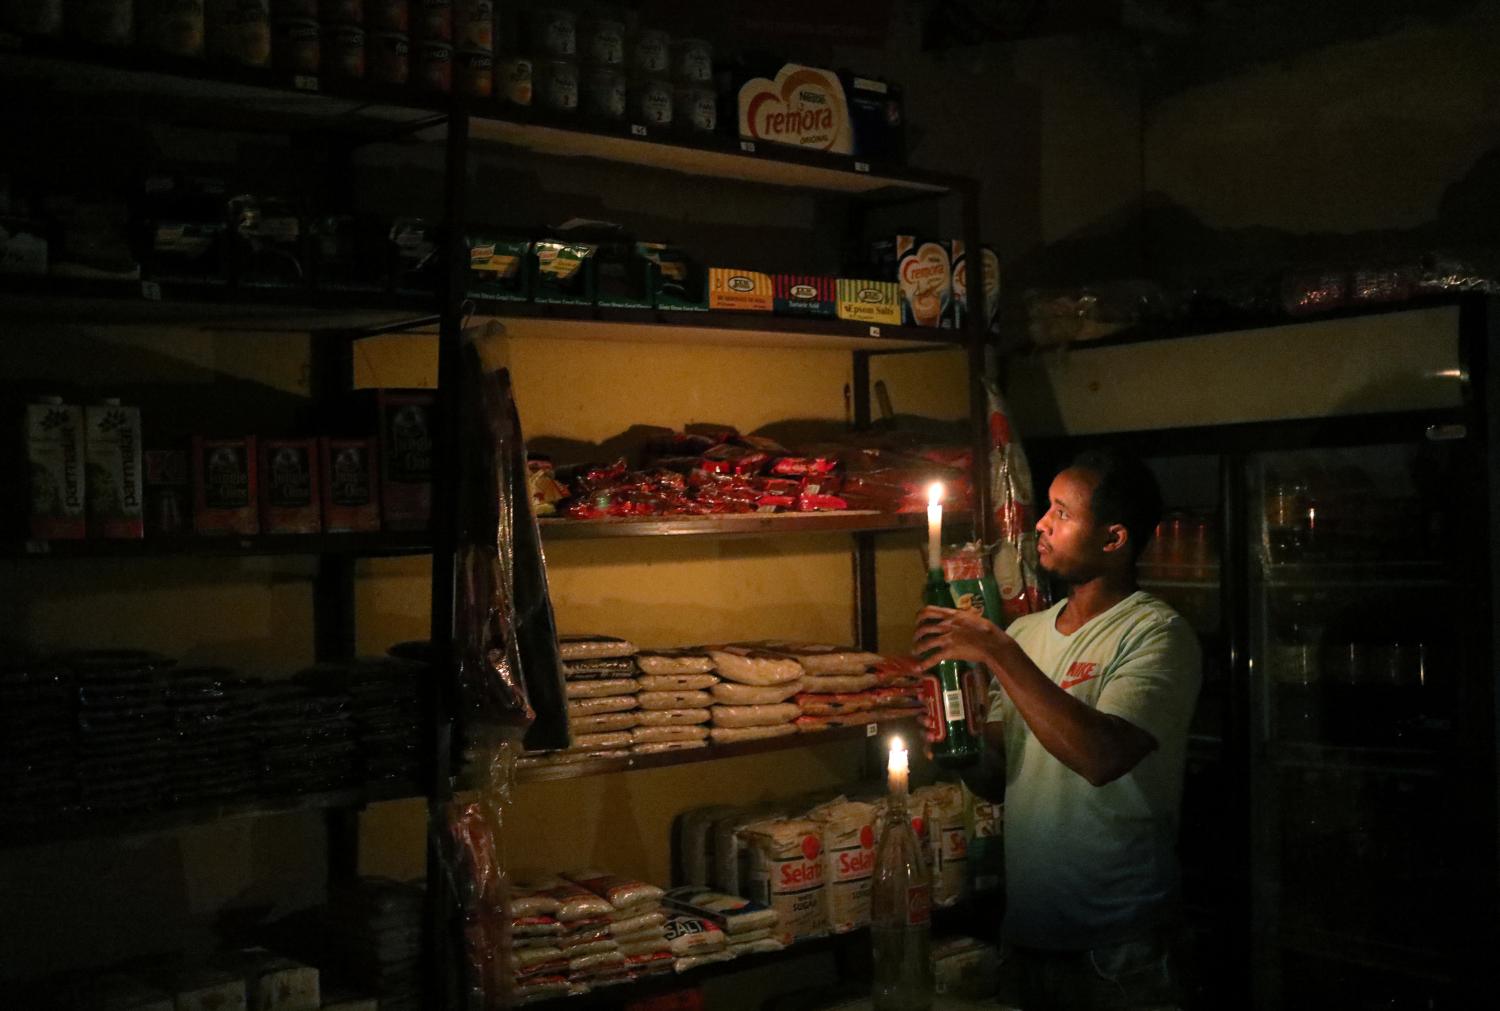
[919,567,984,768]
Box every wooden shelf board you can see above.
[4,532,434,560]
[515,718,915,783]
[539,511,945,540]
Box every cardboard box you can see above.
[144,448,190,536]
[84,399,144,539]
[320,437,380,533]
[193,436,259,536]
[23,398,86,539]
[773,274,836,318]
[736,63,854,155]
[895,235,951,328]
[948,242,1002,333]
[370,390,434,531]
[532,238,597,306]
[466,233,533,301]
[640,242,707,311]
[708,267,773,312]
[259,438,321,534]
[390,218,439,295]
[846,73,906,163]
[310,215,388,293]
[836,279,900,326]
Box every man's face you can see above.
[1036,467,1115,583]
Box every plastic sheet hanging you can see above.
[984,372,1049,623]
[457,324,570,754]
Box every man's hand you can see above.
[913,605,1014,672]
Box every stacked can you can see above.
[206,0,271,66]
[366,0,407,84]
[627,23,671,129]
[672,36,714,135]
[270,0,319,74]
[319,0,364,79]
[411,0,451,92]
[453,0,493,98]
[579,9,624,121]
[529,5,577,114]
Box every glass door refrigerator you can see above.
[1011,297,1498,1010]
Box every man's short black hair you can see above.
[1069,448,1163,562]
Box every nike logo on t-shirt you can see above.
[1060,661,1099,691]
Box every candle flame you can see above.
[890,735,904,753]
[928,483,944,508]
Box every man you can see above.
[916,449,1201,1011]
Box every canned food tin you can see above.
[531,5,574,57]
[273,17,320,74]
[499,55,532,106]
[671,37,710,83]
[537,57,578,112]
[581,16,623,66]
[412,0,450,42]
[631,27,668,75]
[369,29,409,83]
[415,39,452,91]
[208,0,271,65]
[456,47,492,97]
[453,0,492,51]
[141,0,205,57]
[70,0,134,45]
[322,22,364,78]
[364,0,404,32]
[674,84,715,132]
[583,64,625,119]
[630,77,672,126]
[318,0,359,23]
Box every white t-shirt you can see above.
[987,590,1201,950]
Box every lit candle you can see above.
[888,736,909,796]
[927,482,944,572]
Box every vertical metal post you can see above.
[1223,451,1257,1011]
[851,352,877,652]
[424,106,468,1011]
[959,180,992,545]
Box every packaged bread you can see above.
[565,678,639,698]
[795,692,874,716]
[558,635,637,660]
[710,703,800,728]
[564,869,665,910]
[563,657,638,679]
[561,728,633,749]
[570,711,640,734]
[633,740,707,755]
[796,672,879,693]
[609,911,666,937]
[709,724,798,745]
[711,680,803,705]
[630,724,709,744]
[636,647,716,675]
[754,641,883,676]
[707,647,803,685]
[512,876,615,922]
[566,695,638,716]
[635,707,710,727]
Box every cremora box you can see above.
[736,62,854,155]
[773,274,836,318]
[532,238,597,305]
[895,235,951,328]
[259,438,321,534]
[319,436,380,533]
[350,389,434,531]
[948,242,1002,332]
[84,398,144,539]
[708,267,773,312]
[640,241,707,311]
[836,279,900,326]
[193,436,259,535]
[466,232,534,301]
[23,397,86,539]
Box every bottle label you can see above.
[917,678,946,743]
[943,687,966,721]
[906,884,931,926]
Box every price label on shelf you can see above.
[140,281,162,301]
[740,141,756,153]
[866,722,878,737]
[630,124,647,137]
[854,161,870,173]
[293,75,319,92]
[868,326,881,337]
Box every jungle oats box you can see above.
[319,437,380,533]
[193,435,259,535]
[259,438,321,534]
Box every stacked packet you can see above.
[506,876,617,1000]
[664,887,785,961]
[565,869,674,981]
[764,642,925,731]
[521,635,642,767]
[631,648,720,755]
[703,645,805,744]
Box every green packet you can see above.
[942,541,1003,627]
[467,234,533,301]
[533,238,597,305]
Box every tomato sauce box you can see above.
[23,397,87,540]
[193,436,259,535]
[259,438,321,534]
[708,267,773,312]
[835,279,900,326]
[773,274,836,318]
[84,399,144,539]
[320,436,381,533]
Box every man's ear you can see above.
[1101,523,1129,555]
